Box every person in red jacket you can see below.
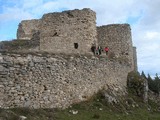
[104,47,109,55]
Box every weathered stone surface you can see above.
[39,8,97,54]
[17,19,41,40]
[97,24,134,69]
[16,8,97,55]
[0,53,133,109]
[133,47,137,71]
[0,65,5,72]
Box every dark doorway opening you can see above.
[74,43,78,49]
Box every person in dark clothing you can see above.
[95,48,99,55]
[98,46,102,55]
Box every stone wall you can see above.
[0,40,39,52]
[17,19,41,40]
[39,8,97,54]
[97,24,134,69]
[133,47,138,71]
[0,53,132,109]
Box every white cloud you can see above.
[0,7,33,21]
[129,0,160,76]
[22,0,43,9]
[145,31,160,40]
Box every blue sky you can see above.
[0,0,160,77]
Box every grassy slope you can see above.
[54,97,158,120]
[0,93,160,120]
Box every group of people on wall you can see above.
[91,46,109,56]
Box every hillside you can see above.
[0,89,160,120]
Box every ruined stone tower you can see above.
[17,8,97,55]
[40,8,97,54]
[97,24,134,69]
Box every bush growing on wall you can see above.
[127,71,145,97]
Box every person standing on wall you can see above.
[98,46,102,55]
[104,47,109,55]
[104,47,109,61]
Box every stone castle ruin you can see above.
[0,8,137,108]
[17,8,97,55]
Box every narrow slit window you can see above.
[74,43,78,49]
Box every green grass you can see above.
[54,100,149,120]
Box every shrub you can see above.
[127,71,145,97]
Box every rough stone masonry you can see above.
[0,8,137,108]
[17,8,97,55]
[0,53,131,108]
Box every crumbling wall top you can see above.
[98,23,130,28]
[17,19,41,40]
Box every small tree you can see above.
[154,73,160,94]
[141,71,147,79]
[147,73,160,94]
